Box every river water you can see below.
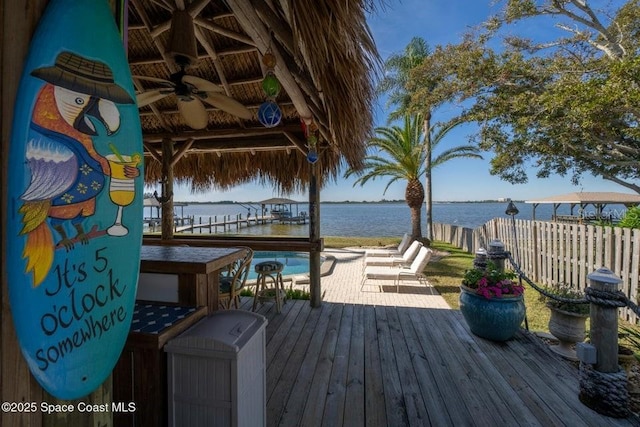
[155,201,629,238]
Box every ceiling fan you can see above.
[135,9,253,129]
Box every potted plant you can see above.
[542,285,590,361]
[459,261,525,342]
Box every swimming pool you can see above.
[248,251,316,280]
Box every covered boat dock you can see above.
[525,191,640,223]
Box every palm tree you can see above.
[377,37,471,239]
[377,37,431,122]
[346,114,482,241]
[346,115,425,239]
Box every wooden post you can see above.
[160,138,174,240]
[588,267,622,373]
[43,377,111,427]
[487,239,506,272]
[532,221,540,282]
[309,162,321,307]
[578,267,629,418]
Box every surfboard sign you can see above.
[7,0,142,399]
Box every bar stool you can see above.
[253,261,286,313]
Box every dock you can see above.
[145,213,306,234]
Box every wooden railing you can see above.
[433,218,640,323]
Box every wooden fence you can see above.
[433,218,640,323]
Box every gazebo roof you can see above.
[525,192,640,205]
[129,1,381,194]
[258,197,303,205]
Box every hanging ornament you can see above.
[303,120,319,164]
[306,134,318,164]
[262,72,281,98]
[259,48,282,128]
[258,100,282,127]
[262,51,277,69]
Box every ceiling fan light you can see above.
[168,10,198,66]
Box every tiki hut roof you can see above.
[128,1,380,194]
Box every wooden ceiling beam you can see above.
[138,100,293,117]
[225,0,312,122]
[251,0,295,57]
[283,131,308,155]
[170,138,194,167]
[194,17,255,46]
[184,146,295,155]
[143,141,163,163]
[128,45,259,66]
[131,0,178,74]
[142,123,303,143]
[183,139,295,151]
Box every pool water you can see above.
[248,251,313,280]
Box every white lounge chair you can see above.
[364,233,411,258]
[364,240,422,268]
[361,246,433,292]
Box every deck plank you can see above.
[385,307,430,426]
[430,308,544,426]
[363,305,387,425]
[265,301,320,425]
[235,297,638,427]
[278,304,336,427]
[321,304,354,427]
[396,307,452,426]
[374,305,409,426]
[341,304,366,427]
[299,304,345,425]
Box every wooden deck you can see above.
[236,297,638,427]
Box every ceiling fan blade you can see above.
[177,97,209,129]
[136,90,172,107]
[200,92,253,120]
[182,75,224,93]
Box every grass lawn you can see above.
[323,236,400,249]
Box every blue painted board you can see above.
[7,0,142,399]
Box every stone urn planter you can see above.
[620,348,640,415]
[459,284,526,342]
[547,304,588,361]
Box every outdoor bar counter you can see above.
[139,244,246,313]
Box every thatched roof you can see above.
[128,0,380,193]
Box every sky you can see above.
[169,0,634,203]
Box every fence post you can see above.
[578,267,628,418]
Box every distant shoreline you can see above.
[176,199,522,205]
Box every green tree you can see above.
[378,37,481,239]
[346,114,482,240]
[408,0,640,193]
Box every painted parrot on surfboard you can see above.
[19,51,139,287]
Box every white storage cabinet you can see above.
[165,310,267,427]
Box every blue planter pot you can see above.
[459,285,525,342]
